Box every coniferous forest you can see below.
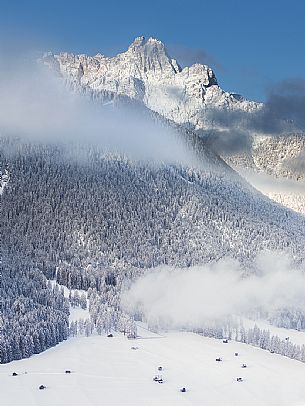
[1,133,305,363]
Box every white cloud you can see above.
[122,251,305,328]
[0,56,195,166]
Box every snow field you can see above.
[1,327,305,406]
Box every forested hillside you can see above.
[2,139,304,273]
[1,133,305,363]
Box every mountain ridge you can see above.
[42,36,260,130]
[41,36,305,215]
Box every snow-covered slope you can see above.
[42,36,259,130]
[225,134,305,180]
[233,167,305,215]
[225,135,305,214]
[2,330,305,406]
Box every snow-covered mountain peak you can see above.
[128,35,146,48]
[118,35,182,78]
[127,36,167,55]
[42,36,259,128]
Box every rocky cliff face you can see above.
[42,36,259,130]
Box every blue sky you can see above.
[1,0,305,101]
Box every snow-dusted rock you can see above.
[42,36,259,130]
